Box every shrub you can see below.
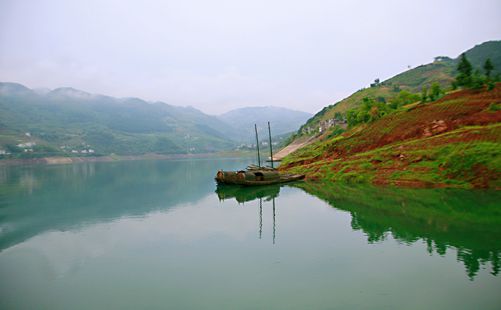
[429,82,443,101]
[389,90,421,108]
[488,102,501,111]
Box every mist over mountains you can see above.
[0,82,310,157]
[220,106,312,141]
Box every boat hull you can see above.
[215,170,304,186]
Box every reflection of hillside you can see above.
[0,159,248,251]
[293,182,501,279]
[215,184,280,203]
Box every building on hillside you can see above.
[17,142,36,148]
[303,117,347,135]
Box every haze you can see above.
[1,0,500,114]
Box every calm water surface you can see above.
[1,158,500,309]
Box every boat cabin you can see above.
[216,169,280,183]
[237,170,280,182]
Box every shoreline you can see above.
[0,152,254,167]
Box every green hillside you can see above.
[296,40,501,137]
[280,85,501,189]
[0,83,237,157]
[464,41,501,73]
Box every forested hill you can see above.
[295,40,501,136]
[0,83,308,158]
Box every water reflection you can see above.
[272,198,276,244]
[2,160,501,309]
[0,158,250,252]
[293,181,501,279]
[215,184,280,203]
[258,198,277,244]
[259,198,262,239]
[216,184,280,244]
[2,158,501,282]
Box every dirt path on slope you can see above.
[273,135,318,161]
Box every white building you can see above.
[17,142,36,148]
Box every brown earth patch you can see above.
[332,86,501,155]
[282,86,501,188]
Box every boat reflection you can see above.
[215,184,279,244]
[215,184,280,203]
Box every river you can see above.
[0,158,500,309]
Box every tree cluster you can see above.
[346,88,425,127]
[421,82,444,103]
[346,97,391,127]
[453,54,497,90]
[389,90,420,109]
[339,54,498,130]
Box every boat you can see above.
[215,165,305,186]
[215,122,305,186]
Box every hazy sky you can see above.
[1,0,500,114]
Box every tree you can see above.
[389,90,420,109]
[456,53,472,87]
[471,70,485,89]
[346,97,392,127]
[421,86,428,103]
[346,109,358,127]
[429,82,443,101]
[370,78,380,88]
[483,58,494,78]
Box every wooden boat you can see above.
[215,165,305,186]
[215,122,305,186]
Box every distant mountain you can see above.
[0,82,237,157]
[0,83,311,158]
[296,40,501,135]
[219,106,312,141]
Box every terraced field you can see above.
[280,85,501,188]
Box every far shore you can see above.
[0,151,255,167]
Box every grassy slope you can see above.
[297,40,501,136]
[280,85,501,189]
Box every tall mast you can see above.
[255,124,261,167]
[268,121,274,168]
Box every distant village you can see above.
[0,132,95,156]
